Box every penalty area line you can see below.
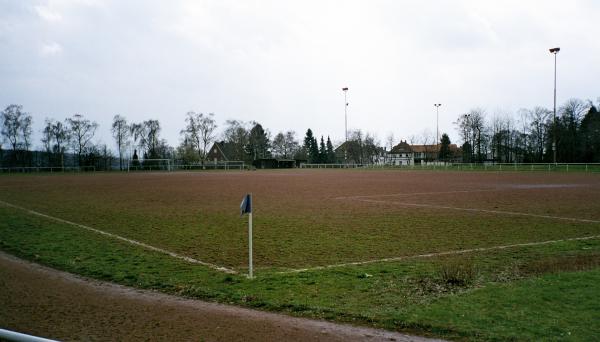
[356,198,600,224]
[334,188,497,200]
[0,200,237,275]
[281,234,600,274]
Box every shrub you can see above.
[438,260,476,287]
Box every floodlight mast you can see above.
[342,87,349,143]
[434,104,442,147]
[342,87,349,163]
[549,47,560,165]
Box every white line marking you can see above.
[282,234,600,273]
[0,200,237,274]
[356,198,600,223]
[334,188,496,200]
[333,183,597,201]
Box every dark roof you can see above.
[411,144,459,153]
[206,142,229,160]
[390,141,412,153]
[334,141,351,152]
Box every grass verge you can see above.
[1,205,600,341]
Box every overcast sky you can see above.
[1,0,599,151]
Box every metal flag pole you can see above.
[248,193,253,279]
[240,193,254,279]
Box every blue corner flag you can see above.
[240,194,252,216]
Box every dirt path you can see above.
[0,252,441,342]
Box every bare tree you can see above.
[21,115,32,152]
[41,119,53,153]
[182,112,217,165]
[51,120,69,168]
[561,98,587,123]
[1,104,33,165]
[222,120,250,161]
[67,114,98,166]
[490,110,514,162]
[198,113,217,164]
[272,132,286,158]
[130,122,145,156]
[363,132,380,164]
[346,129,364,164]
[144,120,161,158]
[181,112,201,162]
[111,115,130,171]
[385,132,395,164]
[284,131,299,159]
[419,129,434,162]
[467,108,486,162]
[1,104,32,153]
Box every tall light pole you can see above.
[549,47,560,165]
[434,104,442,146]
[342,87,349,143]
[342,87,349,164]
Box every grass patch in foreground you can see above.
[401,269,600,341]
[1,205,600,341]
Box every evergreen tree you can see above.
[580,105,600,162]
[132,149,140,167]
[303,129,321,163]
[310,136,319,163]
[438,133,451,161]
[326,136,336,163]
[318,136,326,163]
[247,123,270,160]
[461,142,472,163]
[303,129,316,162]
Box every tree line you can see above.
[0,105,343,169]
[2,97,598,169]
[454,98,600,163]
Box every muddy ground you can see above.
[0,252,440,342]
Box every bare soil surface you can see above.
[0,251,441,342]
[2,170,599,269]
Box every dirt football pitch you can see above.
[2,169,600,341]
[1,169,599,272]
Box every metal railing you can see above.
[0,166,96,173]
[300,162,600,172]
[0,328,58,342]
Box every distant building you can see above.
[384,142,462,165]
[388,141,413,166]
[334,141,352,164]
[206,142,230,162]
[411,144,439,164]
[411,144,462,164]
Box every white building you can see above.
[387,140,413,166]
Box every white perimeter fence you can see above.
[2,162,599,173]
[0,166,96,173]
[300,162,600,172]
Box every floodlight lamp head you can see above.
[342,87,348,91]
[549,47,560,53]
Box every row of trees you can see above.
[454,98,600,163]
[2,97,598,169]
[0,104,176,170]
[0,105,114,169]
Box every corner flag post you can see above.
[248,196,253,279]
[240,193,253,279]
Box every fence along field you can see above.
[1,170,599,273]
